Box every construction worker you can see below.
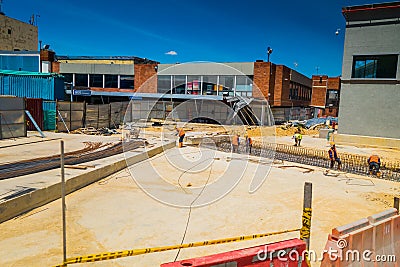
[328,143,341,170]
[245,135,253,154]
[293,129,303,146]
[367,154,381,176]
[176,127,185,148]
[232,134,239,153]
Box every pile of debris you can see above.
[282,117,338,130]
[71,127,119,136]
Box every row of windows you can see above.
[157,75,254,96]
[352,54,398,79]
[0,55,39,72]
[62,73,134,89]
[289,82,312,101]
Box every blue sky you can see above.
[3,0,389,77]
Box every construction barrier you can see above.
[53,228,300,267]
[161,238,308,267]
[321,208,399,267]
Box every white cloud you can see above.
[165,50,178,56]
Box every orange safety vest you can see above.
[178,128,185,137]
[248,137,253,145]
[232,135,239,146]
[368,155,380,164]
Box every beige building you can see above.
[0,14,38,51]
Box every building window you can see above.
[89,74,103,87]
[62,73,73,83]
[105,74,118,88]
[352,55,398,79]
[120,75,134,89]
[8,29,11,34]
[236,75,253,97]
[202,75,217,95]
[157,75,171,94]
[75,74,88,87]
[187,75,201,95]
[0,54,39,72]
[326,90,339,107]
[172,75,185,94]
[218,75,234,96]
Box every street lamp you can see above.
[267,46,273,62]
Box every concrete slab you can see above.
[0,136,175,223]
[0,131,122,163]
[0,146,399,267]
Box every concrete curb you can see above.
[0,141,175,224]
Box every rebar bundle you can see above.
[0,141,145,180]
[202,140,400,182]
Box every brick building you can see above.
[48,55,313,122]
[156,61,312,122]
[311,75,341,117]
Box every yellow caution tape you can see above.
[300,207,312,240]
[53,228,300,266]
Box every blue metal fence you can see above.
[0,71,64,100]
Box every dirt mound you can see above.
[275,127,319,137]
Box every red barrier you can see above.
[161,238,308,267]
[321,208,399,267]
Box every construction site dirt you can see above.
[0,129,398,266]
[0,126,399,267]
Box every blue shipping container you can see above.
[0,70,64,100]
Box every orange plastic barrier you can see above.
[321,208,399,267]
[161,238,308,267]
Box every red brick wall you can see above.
[134,63,158,93]
[40,50,55,62]
[52,62,60,73]
[252,61,275,100]
[327,77,340,90]
[274,65,293,106]
[311,75,328,107]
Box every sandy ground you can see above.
[0,146,399,267]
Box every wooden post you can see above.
[301,182,312,250]
[61,141,67,265]
[394,197,399,211]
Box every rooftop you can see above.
[342,1,400,22]
[0,69,62,77]
[55,55,158,64]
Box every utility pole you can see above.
[301,182,312,250]
[0,0,4,15]
[60,141,67,265]
[267,46,273,63]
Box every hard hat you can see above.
[330,142,335,146]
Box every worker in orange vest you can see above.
[328,143,341,170]
[176,127,185,148]
[367,154,381,176]
[232,134,239,153]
